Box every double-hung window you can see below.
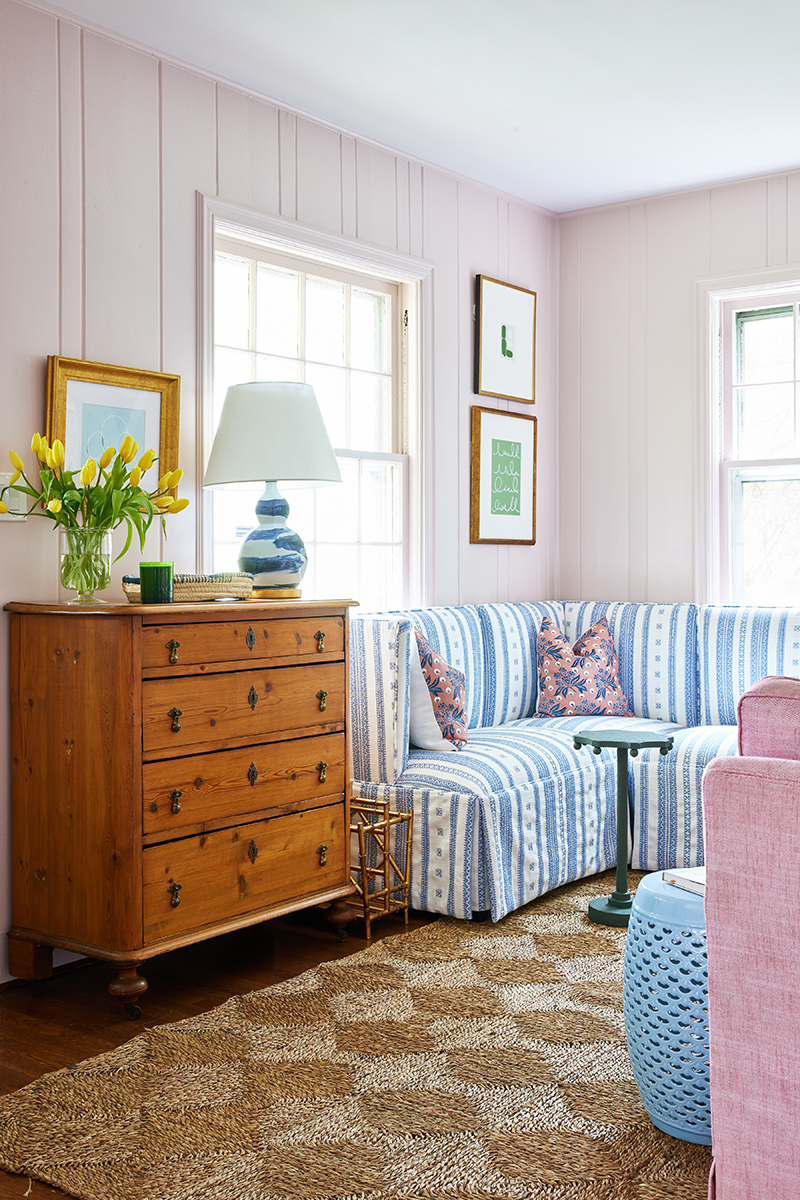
[719,294,800,604]
[211,235,408,611]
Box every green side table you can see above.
[573,727,674,927]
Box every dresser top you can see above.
[4,598,357,621]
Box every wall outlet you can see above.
[0,473,27,521]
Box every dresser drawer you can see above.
[142,662,344,754]
[142,733,346,835]
[143,803,347,940]
[142,616,344,671]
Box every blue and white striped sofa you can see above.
[349,601,800,921]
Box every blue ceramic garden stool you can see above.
[623,872,711,1145]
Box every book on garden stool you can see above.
[661,866,706,895]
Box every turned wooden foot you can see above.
[108,963,148,1001]
[7,935,53,981]
[325,898,356,941]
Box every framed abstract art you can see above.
[474,274,536,404]
[470,405,537,544]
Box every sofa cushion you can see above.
[564,601,699,726]
[478,601,565,725]
[390,606,486,729]
[699,606,800,726]
[628,723,738,870]
[535,615,632,717]
[413,628,467,748]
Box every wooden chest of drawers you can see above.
[5,599,356,1014]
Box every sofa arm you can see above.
[349,615,413,785]
[703,756,800,1198]
[736,674,800,758]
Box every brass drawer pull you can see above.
[317,761,328,784]
[167,882,182,907]
[166,639,180,664]
[316,689,328,712]
[248,839,258,864]
[169,788,182,814]
[246,626,256,651]
[248,685,258,710]
[317,844,328,867]
[248,762,258,786]
[168,707,183,732]
[315,630,326,653]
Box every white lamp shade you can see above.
[203,381,342,488]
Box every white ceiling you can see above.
[50,0,800,212]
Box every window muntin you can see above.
[211,239,406,611]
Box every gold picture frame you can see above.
[470,405,537,544]
[474,275,536,404]
[46,356,181,480]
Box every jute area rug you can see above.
[0,871,711,1200]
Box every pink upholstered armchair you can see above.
[702,676,800,1200]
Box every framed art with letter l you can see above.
[474,274,536,404]
[470,405,537,544]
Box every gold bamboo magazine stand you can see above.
[350,799,413,938]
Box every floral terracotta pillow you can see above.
[414,628,468,748]
[535,615,633,718]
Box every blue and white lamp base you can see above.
[237,482,307,599]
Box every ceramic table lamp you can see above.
[203,381,341,598]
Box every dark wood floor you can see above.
[0,906,437,1199]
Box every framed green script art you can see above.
[474,275,536,404]
[470,406,537,544]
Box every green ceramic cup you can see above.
[139,561,174,604]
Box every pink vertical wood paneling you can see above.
[217,86,251,203]
[341,135,357,238]
[356,142,397,249]
[0,0,61,984]
[160,63,217,573]
[278,109,297,219]
[421,168,460,605]
[246,99,280,217]
[627,203,648,601]
[296,117,342,233]
[457,182,500,605]
[709,179,768,275]
[82,32,160,368]
[578,208,630,601]
[786,171,800,264]
[396,158,410,255]
[558,215,582,601]
[767,176,789,266]
[644,190,710,602]
[57,19,84,358]
[409,161,423,258]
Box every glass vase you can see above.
[59,526,113,605]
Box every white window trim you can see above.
[196,191,434,605]
[696,262,800,604]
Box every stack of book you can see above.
[661,865,706,895]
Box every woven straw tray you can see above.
[122,572,254,604]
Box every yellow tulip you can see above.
[0,501,7,515]
[9,450,23,472]
[80,459,97,486]
[168,468,184,488]
[98,446,115,470]
[129,466,142,487]
[46,448,57,469]
[9,470,20,486]
[119,435,137,463]
[52,439,65,467]
[47,498,62,514]
[158,471,172,492]
[154,494,173,509]
[31,433,41,453]
[167,498,190,514]
[138,449,156,471]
